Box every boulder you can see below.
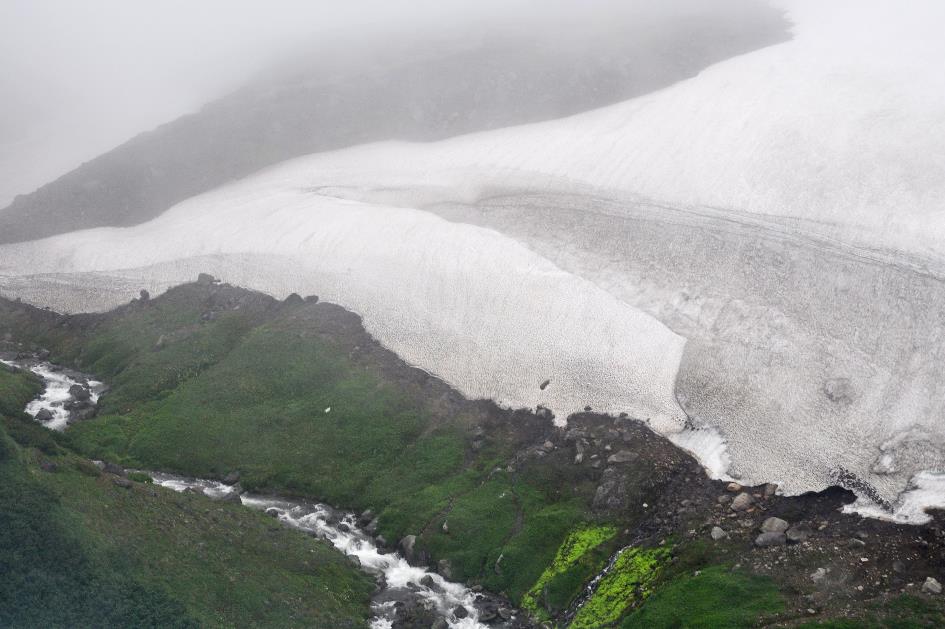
[923,577,942,595]
[726,482,743,492]
[399,535,417,561]
[216,491,242,504]
[283,293,304,306]
[755,532,787,547]
[112,477,133,489]
[453,605,469,619]
[265,508,281,518]
[760,517,789,533]
[197,273,217,285]
[102,462,126,477]
[710,526,728,541]
[432,619,449,629]
[222,471,241,485]
[786,525,812,543]
[35,408,54,422]
[419,575,442,592]
[539,379,550,390]
[607,450,637,464]
[811,567,827,583]
[437,559,453,580]
[139,289,150,302]
[364,517,379,535]
[68,384,91,401]
[731,492,754,511]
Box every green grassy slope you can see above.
[0,365,373,628]
[2,283,608,602]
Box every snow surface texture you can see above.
[1,1,944,519]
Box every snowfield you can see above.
[2,0,945,520]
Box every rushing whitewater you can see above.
[1,0,945,520]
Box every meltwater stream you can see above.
[149,471,499,629]
[3,356,508,629]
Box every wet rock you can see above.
[498,607,513,620]
[437,559,453,580]
[337,523,350,533]
[399,535,417,561]
[265,508,281,518]
[607,450,637,464]
[542,440,555,452]
[102,462,126,477]
[535,406,554,422]
[222,471,240,485]
[365,517,379,535]
[731,493,754,511]
[755,532,787,547]
[923,577,942,595]
[726,482,743,492]
[760,517,789,533]
[539,379,550,390]
[35,408,54,422]
[431,619,449,629]
[710,526,728,541]
[419,575,442,592]
[68,384,91,401]
[216,491,242,504]
[764,483,778,497]
[786,525,812,543]
[453,605,469,618]
[358,509,374,526]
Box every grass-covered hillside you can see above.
[0,363,373,628]
[3,280,944,628]
[0,281,699,617]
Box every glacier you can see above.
[2,0,945,519]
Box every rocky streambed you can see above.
[0,355,104,429]
[3,356,525,629]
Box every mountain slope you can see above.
[0,0,788,244]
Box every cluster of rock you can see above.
[707,482,814,548]
[355,513,524,627]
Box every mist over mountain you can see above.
[0,0,787,243]
[3,2,945,627]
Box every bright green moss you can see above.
[521,525,618,616]
[570,545,670,629]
